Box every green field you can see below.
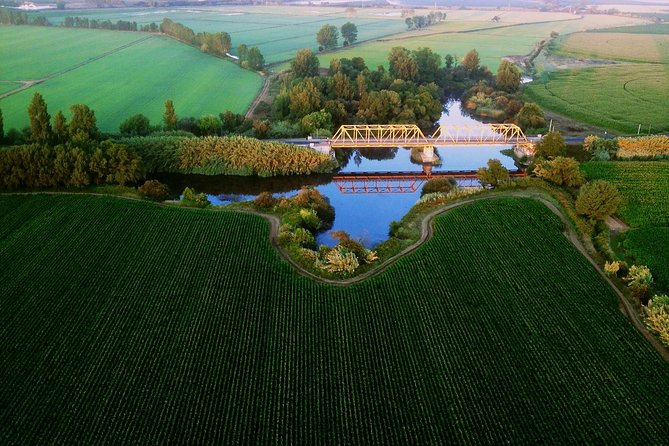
[557,32,669,64]
[31,6,410,64]
[525,64,669,133]
[581,161,669,227]
[0,26,262,132]
[623,227,669,290]
[2,193,669,443]
[0,82,21,95]
[582,161,669,292]
[316,13,644,71]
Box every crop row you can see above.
[1,195,669,443]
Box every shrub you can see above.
[532,156,584,187]
[320,248,359,275]
[575,180,621,221]
[139,180,170,201]
[534,131,566,159]
[625,265,653,289]
[421,177,456,196]
[645,295,669,346]
[477,159,509,188]
[195,192,210,208]
[119,114,151,136]
[604,260,620,277]
[293,227,315,249]
[617,135,669,159]
[254,191,276,208]
[292,187,335,228]
[515,102,545,130]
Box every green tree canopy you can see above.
[246,47,265,71]
[317,24,339,50]
[28,92,52,144]
[120,114,151,136]
[388,47,417,82]
[412,47,442,84]
[534,130,566,159]
[163,99,177,131]
[53,110,67,144]
[357,90,402,124]
[68,104,98,145]
[291,49,320,78]
[533,156,584,187]
[477,158,509,188]
[575,180,622,221]
[496,60,521,92]
[516,102,546,131]
[341,22,358,44]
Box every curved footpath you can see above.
[4,190,668,362]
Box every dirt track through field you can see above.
[0,35,155,100]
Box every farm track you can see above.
[0,35,155,100]
[5,189,665,363]
[245,74,273,118]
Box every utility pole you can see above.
[638,124,641,135]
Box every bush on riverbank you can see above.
[119,135,337,177]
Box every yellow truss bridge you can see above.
[329,124,534,153]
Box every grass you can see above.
[592,23,669,34]
[0,27,262,132]
[525,64,669,134]
[557,32,669,63]
[581,161,669,227]
[0,82,21,95]
[1,193,669,443]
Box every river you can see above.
[155,99,517,248]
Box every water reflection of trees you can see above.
[358,147,399,161]
[152,172,334,198]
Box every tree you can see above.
[246,47,265,71]
[357,90,402,124]
[289,78,323,119]
[575,180,621,221]
[301,109,333,134]
[68,104,98,145]
[341,22,358,45]
[53,110,67,144]
[462,49,480,73]
[0,108,3,143]
[477,158,509,188]
[534,130,566,159]
[28,92,52,144]
[496,60,521,92]
[405,17,414,29]
[388,47,417,82]
[316,24,339,50]
[516,102,546,131]
[332,71,353,100]
[532,156,584,187]
[119,114,151,136]
[412,47,442,84]
[291,49,320,78]
[237,43,249,62]
[196,115,221,136]
[163,99,177,131]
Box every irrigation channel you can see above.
[155,100,520,248]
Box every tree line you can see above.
[315,22,358,51]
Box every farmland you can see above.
[0,26,262,132]
[2,194,669,443]
[316,13,645,71]
[581,161,669,227]
[527,25,668,133]
[33,6,411,64]
[581,161,669,293]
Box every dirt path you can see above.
[245,74,273,119]
[0,35,154,100]
[606,215,631,234]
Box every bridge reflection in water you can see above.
[332,169,527,194]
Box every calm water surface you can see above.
[158,100,518,247]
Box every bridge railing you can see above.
[430,123,530,145]
[330,124,429,148]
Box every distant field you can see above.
[0,82,21,95]
[317,13,645,71]
[32,6,410,64]
[1,194,669,443]
[525,64,669,133]
[0,27,262,132]
[557,32,669,63]
[592,23,669,34]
